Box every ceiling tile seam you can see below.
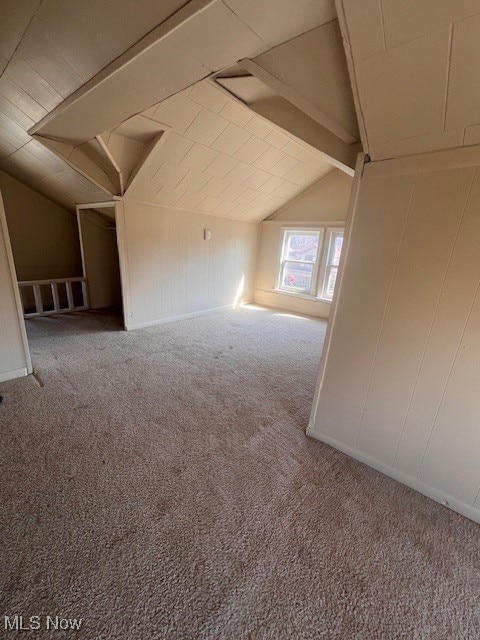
[185,105,232,144]
[0,0,44,70]
[0,92,35,128]
[442,23,454,132]
[40,30,90,83]
[0,76,48,120]
[7,55,64,104]
[378,0,387,50]
[0,127,27,151]
[3,80,49,122]
[357,21,457,63]
[219,1,267,45]
[38,30,86,84]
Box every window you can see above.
[277,227,344,302]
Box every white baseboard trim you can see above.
[0,366,28,383]
[125,301,252,331]
[307,423,480,525]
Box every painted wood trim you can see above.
[0,190,32,374]
[0,367,28,383]
[308,152,364,431]
[334,0,370,154]
[114,200,133,325]
[364,143,480,179]
[307,428,480,524]
[261,220,346,227]
[125,302,253,331]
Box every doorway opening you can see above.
[77,204,122,321]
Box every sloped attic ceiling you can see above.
[0,0,352,216]
[337,0,480,160]
[99,79,336,221]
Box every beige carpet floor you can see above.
[1,306,479,639]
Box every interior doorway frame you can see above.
[76,200,124,324]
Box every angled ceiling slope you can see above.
[0,0,194,209]
[337,0,480,160]
[98,79,337,221]
[1,0,345,214]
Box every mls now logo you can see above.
[4,615,83,631]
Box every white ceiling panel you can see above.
[211,123,251,155]
[167,0,265,71]
[224,0,336,46]
[445,14,480,131]
[152,94,203,135]
[0,0,42,61]
[381,0,480,50]
[234,137,270,163]
[179,142,218,172]
[253,146,286,171]
[183,108,229,146]
[355,28,450,146]
[340,0,480,160]
[340,0,385,61]
[189,81,229,114]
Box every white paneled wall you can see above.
[309,147,480,523]
[0,189,31,382]
[116,199,259,330]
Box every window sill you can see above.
[272,289,332,304]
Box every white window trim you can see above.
[275,225,345,303]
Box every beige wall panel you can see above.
[311,153,480,522]
[119,199,259,329]
[355,28,450,146]
[357,168,475,463]
[341,0,385,60]
[394,169,480,477]
[0,170,81,280]
[446,14,480,131]
[381,0,480,49]
[272,170,352,222]
[418,289,480,505]
[0,188,30,380]
[313,173,415,445]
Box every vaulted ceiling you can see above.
[0,0,360,219]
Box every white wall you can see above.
[115,199,259,330]
[80,209,121,309]
[0,170,81,281]
[0,190,31,382]
[254,170,352,317]
[309,147,480,523]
